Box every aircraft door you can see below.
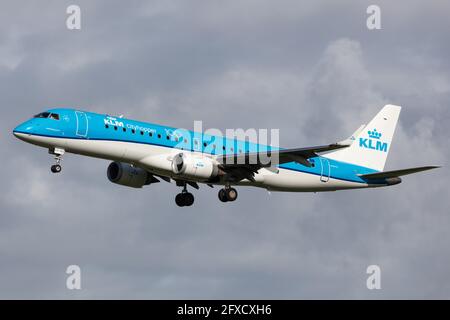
[75,111,88,137]
[319,157,330,182]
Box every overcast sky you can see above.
[0,0,449,299]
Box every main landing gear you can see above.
[218,186,238,203]
[50,148,65,174]
[175,183,194,207]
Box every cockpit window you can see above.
[34,112,50,118]
[49,113,60,120]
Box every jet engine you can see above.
[171,153,219,180]
[107,162,154,188]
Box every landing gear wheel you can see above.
[225,188,238,202]
[219,188,238,202]
[175,192,194,207]
[51,164,62,173]
[175,193,185,207]
[218,189,228,202]
[183,192,194,207]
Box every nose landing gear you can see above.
[51,164,62,173]
[49,148,65,174]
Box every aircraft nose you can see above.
[13,121,34,138]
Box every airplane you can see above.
[12,104,438,207]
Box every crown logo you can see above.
[368,129,382,139]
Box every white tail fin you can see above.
[324,105,401,171]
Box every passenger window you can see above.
[123,128,126,132]
[157,134,161,139]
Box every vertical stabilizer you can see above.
[324,105,401,171]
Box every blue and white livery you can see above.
[13,105,438,207]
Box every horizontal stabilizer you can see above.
[359,166,440,179]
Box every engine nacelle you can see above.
[107,162,152,188]
[172,153,219,180]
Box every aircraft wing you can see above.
[214,141,351,183]
[358,166,440,179]
[212,125,367,183]
[216,142,350,168]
